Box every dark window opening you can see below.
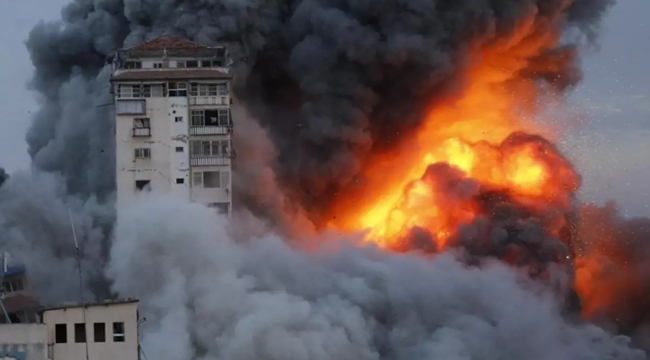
[203,109,230,126]
[176,178,184,184]
[94,322,106,343]
[169,82,187,97]
[55,324,67,343]
[74,323,86,343]
[175,116,183,122]
[175,147,183,153]
[8,313,20,323]
[185,60,198,68]
[124,61,142,69]
[135,180,151,191]
[113,322,125,342]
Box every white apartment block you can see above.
[0,299,139,360]
[110,35,233,214]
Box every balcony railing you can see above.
[133,128,151,137]
[190,157,231,166]
[190,126,231,135]
[189,96,229,106]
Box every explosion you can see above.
[329,13,581,260]
[4,0,650,358]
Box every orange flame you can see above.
[328,14,580,251]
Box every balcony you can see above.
[190,126,231,136]
[190,157,231,166]
[133,127,151,137]
[189,96,229,106]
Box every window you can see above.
[190,140,230,157]
[190,110,204,126]
[175,61,186,68]
[135,180,150,192]
[1,279,23,293]
[117,85,135,98]
[175,146,184,153]
[124,61,142,69]
[116,99,146,115]
[193,172,203,187]
[204,171,221,188]
[133,118,150,128]
[189,83,229,97]
[143,84,164,97]
[193,171,229,189]
[175,116,183,123]
[74,323,86,343]
[153,63,163,69]
[118,84,164,98]
[134,148,151,159]
[113,322,125,342]
[185,60,198,68]
[94,323,106,342]
[55,324,67,343]
[190,109,230,126]
[133,118,151,137]
[169,82,187,97]
[176,178,184,184]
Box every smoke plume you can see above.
[110,196,646,360]
[1,0,648,358]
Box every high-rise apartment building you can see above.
[110,35,233,214]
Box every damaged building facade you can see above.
[110,35,234,214]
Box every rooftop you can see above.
[119,35,226,58]
[127,35,211,52]
[1,294,40,314]
[39,298,138,312]
[111,69,232,82]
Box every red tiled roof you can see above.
[130,35,209,52]
[111,69,232,82]
[1,294,40,313]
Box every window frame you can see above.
[55,323,67,343]
[113,322,125,342]
[74,323,86,343]
[94,322,106,343]
[134,148,151,159]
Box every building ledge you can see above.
[111,69,231,82]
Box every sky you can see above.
[0,0,648,217]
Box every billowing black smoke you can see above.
[4,1,649,358]
[23,0,616,227]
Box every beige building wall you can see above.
[0,324,47,360]
[42,301,138,360]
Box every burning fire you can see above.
[329,18,580,253]
[322,7,645,329]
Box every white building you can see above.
[0,298,139,360]
[110,35,234,214]
[42,299,139,360]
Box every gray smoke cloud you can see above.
[1,0,646,358]
[109,195,645,360]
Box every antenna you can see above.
[69,208,90,360]
[0,252,11,323]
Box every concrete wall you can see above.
[0,324,47,360]
[116,95,181,206]
[42,303,138,360]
